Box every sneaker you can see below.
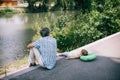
[29,63,37,67]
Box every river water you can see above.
[0,11,78,66]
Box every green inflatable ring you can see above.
[80,53,96,61]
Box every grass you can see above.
[0,8,17,13]
[0,7,26,17]
[0,55,29,77]
[0,8,17,17]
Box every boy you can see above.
[27,28,57,69]
[57,49,88,59]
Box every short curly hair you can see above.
[81,49,88,56]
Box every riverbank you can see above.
[0,3,28,12]
[0,6,26,16]
[0,55,28,77]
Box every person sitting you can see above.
[27,27,57,69]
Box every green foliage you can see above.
[0,55,29,76]
[0,8,17,17]
[56,15,68,29]
[51,0,92,12]
[92,0,120,36]
[74,0,92,12]
[55,0,75,10]
[29,0,120,51]
[25,0,92,12]
[0,8,13,13]
[53,14,104,51]
[26,0,49,12]
[51,0,120,51]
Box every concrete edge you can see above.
[70,32,120,58]
[1,66,39,80]
[73,32,120,51]
[0,56,64,80]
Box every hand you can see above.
[27,43,34,48]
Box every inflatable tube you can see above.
[80,53,96,61]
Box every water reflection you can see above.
[0,11,78,66]
[0,14,27,66]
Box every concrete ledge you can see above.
[0,56,63,80]
[1,66,39,80]
[70,32,120,58]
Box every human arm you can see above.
[27,39,41,49]
[27,43,34,48]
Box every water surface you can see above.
[0,11,78,66]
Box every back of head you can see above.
[40,28,50,37]
[81,49,88,56]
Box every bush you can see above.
[53,14,104,51]
[0,8,17,17]
[92,0,120,36]
[31,9,119,52]
[30,0,120,52]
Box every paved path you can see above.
[1,32,120,80]
[2,56,120,80]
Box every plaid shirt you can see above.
[33,36,57,69]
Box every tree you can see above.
[92,0,120,35]
[74,0,92,12]
[26,0,49,12]
[52,0,92,11]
